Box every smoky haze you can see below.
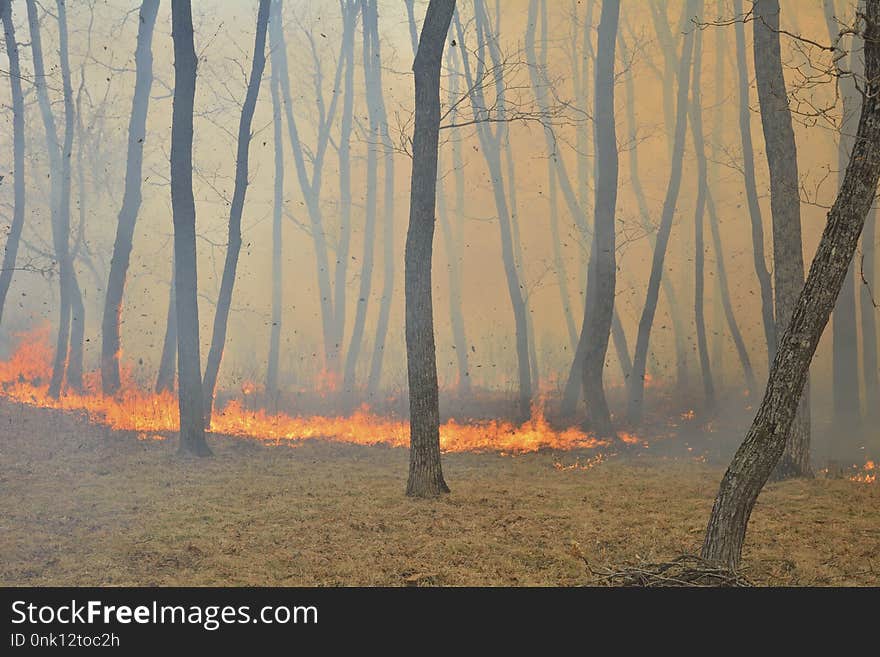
[0,0,876,452]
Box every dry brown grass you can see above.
[1,399,878,586]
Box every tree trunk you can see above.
[344,0,381,398]
[0,0,26,328]
[404,0,454,498]
[156,268,177,394]
[753,0,811,479]
[171,0,211,457]
[826,0,863,436]
[688,12,716,411]
[732,0,776,366]
[266,10,284,399]
[101,0,160,395]
[626,0,698,425]
[365,2,396,398]
[333,1,357,377]
[202,0,270,427]
[579,0,620,438]
[702,0,880,567]
[861,207,878,422]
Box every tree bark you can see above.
[171,0,211,456]
[101,0,160,395]
[626,0,698,425]
[702,0,880,568]
[404,0,455,498]
[753,0,811,478]
[202,0,270,427]
[0,0,26,328]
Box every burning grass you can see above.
[1,399,879,586]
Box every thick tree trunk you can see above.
[171,0,211,457]
[101,0,160,395]
[688,14,716,410]
[0,1,26,328]
[266,13,284,399]
[579,0,620,438]
[753,0,811,478]
[202,0,270,427]
[702,0,880,567]
[156,269,177,394]
[404,0,454,498]
[626,0,698,425]
[733,0,776,366]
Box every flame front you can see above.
[0,328,606,454]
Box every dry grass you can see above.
[1,399,878,586]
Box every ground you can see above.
[1,400,878,586]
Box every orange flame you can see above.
[0,328,608,454]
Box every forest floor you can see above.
[1,399,878,586]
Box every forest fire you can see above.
[0,327,609,454]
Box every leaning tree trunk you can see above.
[202,0,270,427]
[702,0,880,568]
[580,0,620,438]
[688,12,716,411]
[404,0,455,498]
[170,0,211,456]
[626,0,698,425]
[101,0,160,395]
[753,0,811,479]
[0,0,26,328]
[156,268,177,394]
[861,207,878,423]
[733,0,776,366]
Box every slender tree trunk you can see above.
[626,0,698,425]
[156,268,177,394]
[702,0,880,567]
[67,271,84,391]
[202,0,270,427]
[266,11,284,399]
[688,12,716,410]
[171,0,211,456]
[405,0,455,497]
[861,207,878,422]
[733,0,776,365]
[579,0,620,437]
[0,1,26,327]
[826,0,863,434]
[333,1,357,375]
[101,0,160,395]
[365,8,396,398]
[344,0,381,397]
[753,0,811,478]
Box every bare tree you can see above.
[627,0,699,425]
[753,0,811,478]
[0,0,26,327]
[202,0,270,426]
[101,0,160,395]
[405,0,455,498]
[702,0,880,568]
[156,267,176,394]
[171,0,210,456]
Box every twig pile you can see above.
[586,554,752,587]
